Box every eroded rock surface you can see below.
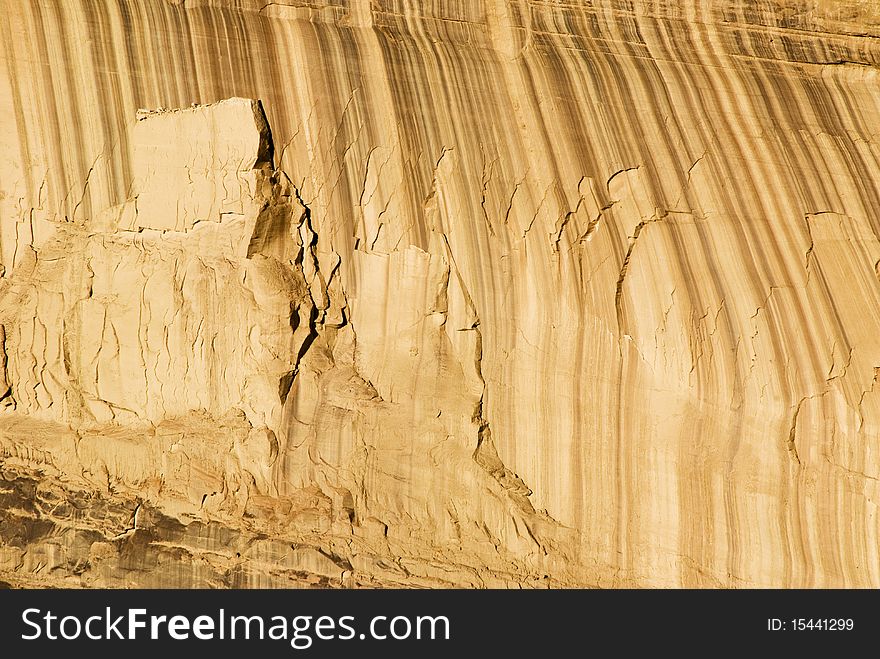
[2,0,880,587]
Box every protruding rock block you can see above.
[0,100,311,442]
[129,98,273,232]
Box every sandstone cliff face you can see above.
[2,0,880,588]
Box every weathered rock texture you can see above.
[2,0,880,588]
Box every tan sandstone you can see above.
[1,0,880,588]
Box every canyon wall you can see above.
[2,0,880,587]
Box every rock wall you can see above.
[2,0,880,587]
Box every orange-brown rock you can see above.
[2,0,880,588]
